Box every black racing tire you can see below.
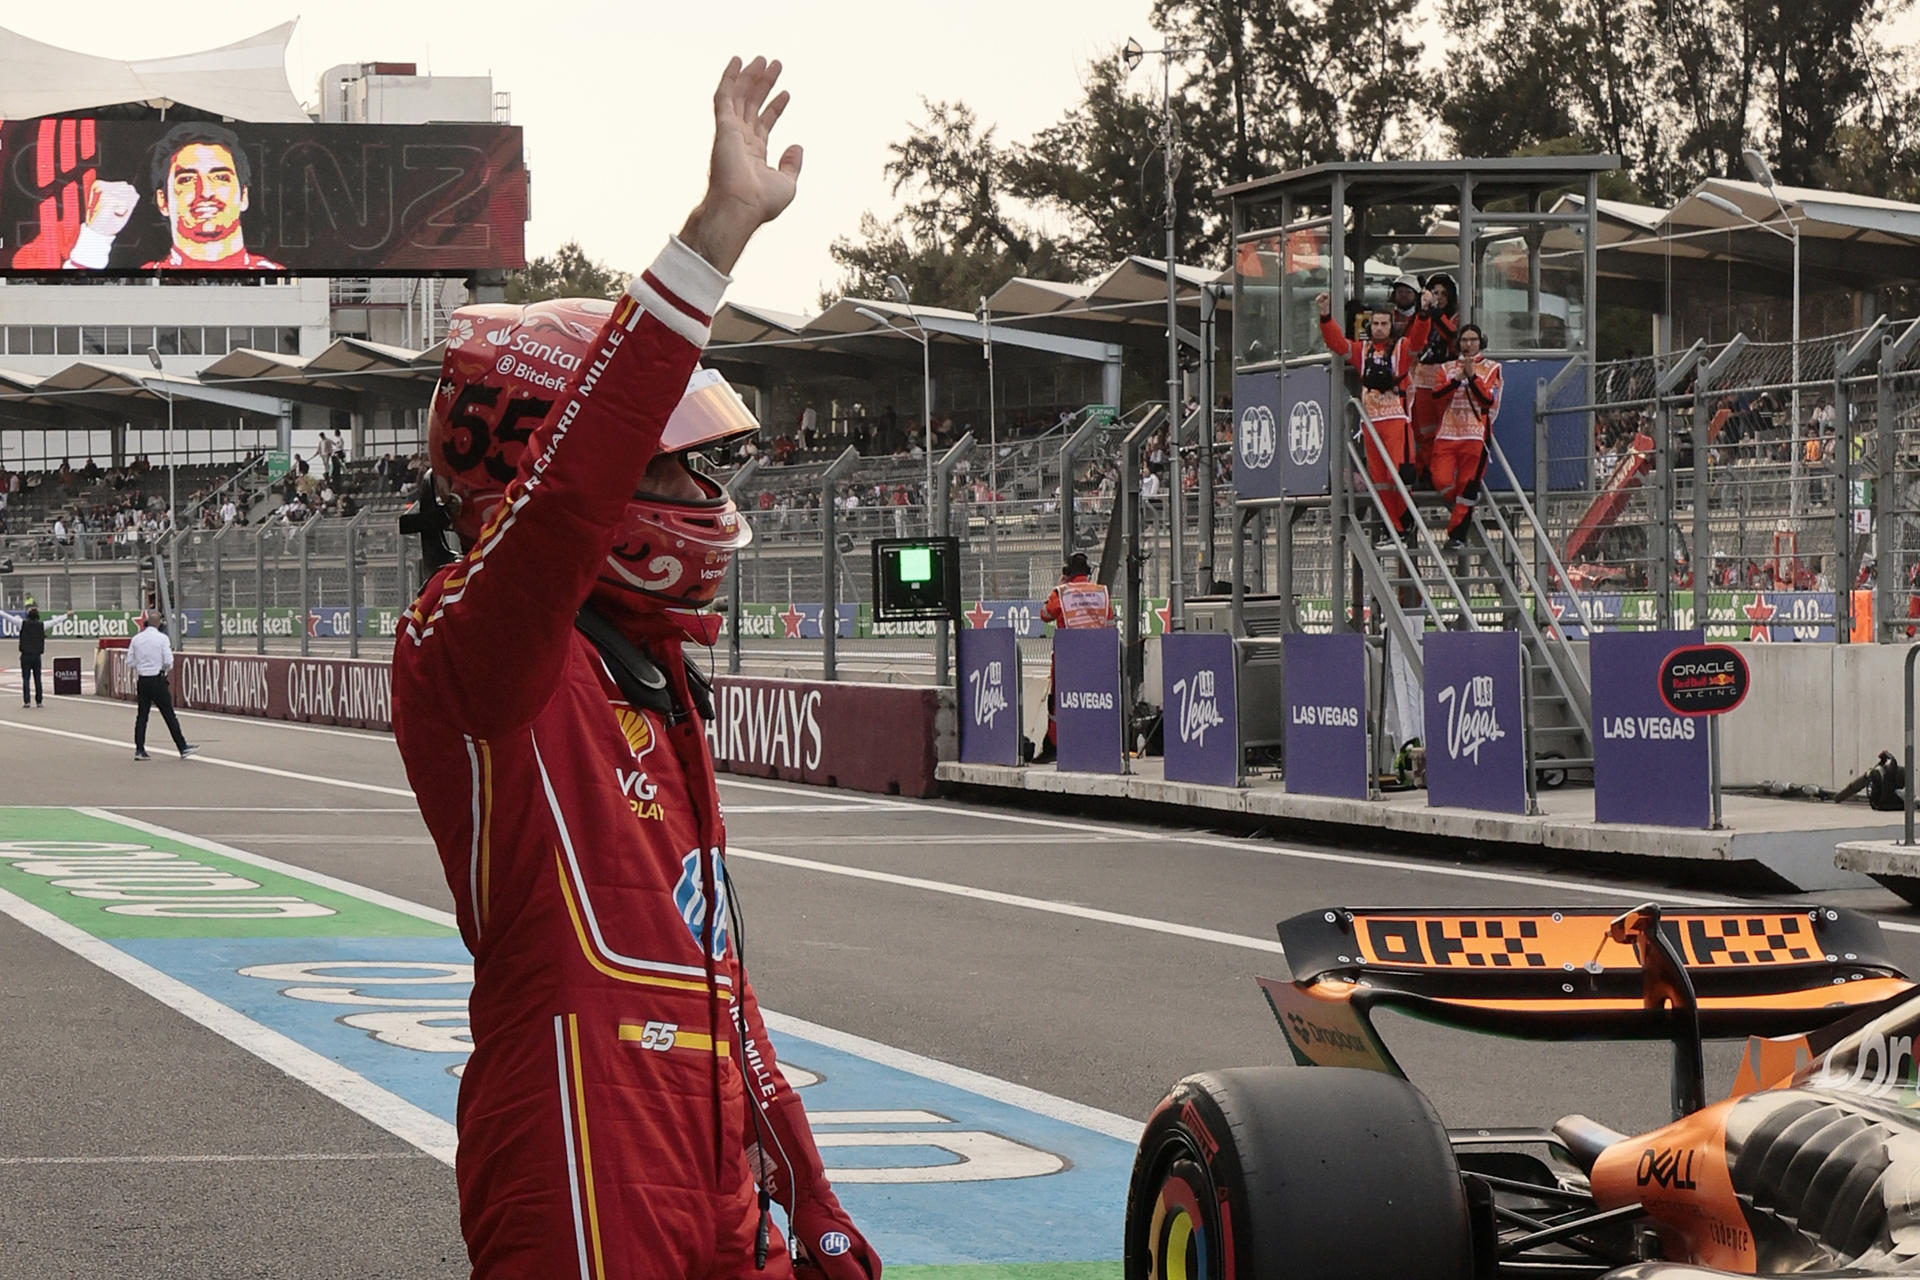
[1124,1066,1473,1280]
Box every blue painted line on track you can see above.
[121,935,1128,1266]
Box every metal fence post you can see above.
[1880,321,1920,640]
[1833,320,1888,642]
[255,527,267,655]
[1652,342,1705,628]
[1693,336,1749,629]
[211,525,226,653]
[1057,416,1104,566]
[299,521,312,658]
[933,433,975,686]
[724,457,765,676]
[820,447,860,682]
[1535,356,1586,601]
[346,512,364,660]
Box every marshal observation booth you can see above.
[1209,157,1611,778]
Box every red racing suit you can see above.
[394,238,876,1280]
[1320,311,1430,528]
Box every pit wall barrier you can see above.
[94,649,956,797]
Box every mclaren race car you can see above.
[1125,903,1920,1280]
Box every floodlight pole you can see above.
[1125,37,1205,633]
[979,296,1001,597]
[146,346,181,638]
[820,446,861,682]
[724,456,765,675]
[933,432,975,686]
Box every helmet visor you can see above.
[660,367,760,454]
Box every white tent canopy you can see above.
[0,22,308,123]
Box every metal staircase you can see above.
[1344,403,1595,779]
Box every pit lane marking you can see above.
[726,845,1290,956]
[5,810,1144,1186]
[9,691,396,741]
[16,711,1917,940]
[0,883,459,1164]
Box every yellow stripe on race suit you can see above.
[565,1014,607,1280]
[616,1022,731,1056]
[552,851,716,995]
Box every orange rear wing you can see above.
[1267,905,1912,1076]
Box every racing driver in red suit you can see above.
[392,58,880,1280]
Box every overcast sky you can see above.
[8,2,1158,314]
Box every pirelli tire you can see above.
[1124,1066,1474,1280]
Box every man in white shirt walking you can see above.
[126,615,196,760]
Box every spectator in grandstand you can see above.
[220,497,237,525]
[799,402,817,449]
[127,615,195,760]
[1430,323,1503,548]
[1317,286,1432,547]
[1034,551,1114,764]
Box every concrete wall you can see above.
[1717,642,1915,789]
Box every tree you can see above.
[1008,56,1209,273]
[504,241,628,305]
[821,100,1075,310]
[1440,0,1915,200]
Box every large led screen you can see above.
[1,118,528,275]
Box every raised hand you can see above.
[681,57,803,274]
[84,180,139,237]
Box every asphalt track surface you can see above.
[6,678,1920,1277]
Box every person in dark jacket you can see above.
[16,604,60,707]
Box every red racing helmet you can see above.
[428,298,758,607]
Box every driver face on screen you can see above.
[156,143,248,252]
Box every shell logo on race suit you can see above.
[611,705,664,822]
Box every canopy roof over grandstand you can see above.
[0,23,308,122]
[1585,178,1920,294]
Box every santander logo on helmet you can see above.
[427,298,760,610]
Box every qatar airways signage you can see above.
[101,650,393,729]
[705,675,948,797]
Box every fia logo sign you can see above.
[1287,398,1326,467]
[1238,404,1276,470]
[1173,668,1225,747]
[968,659,1009,730]
[1438,674,1504,764]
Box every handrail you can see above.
[1347,397,1481,629]
[1483,434,1590,646]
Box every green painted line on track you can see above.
[0,808,445,940]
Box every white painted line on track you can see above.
[0,1152,435,1166]
[727,844,1290,956]
[724,803,918,815]
[86,809,457,928]
[18,711,1920,940]
[209,834,434,846]
[762,1011,1143,1143]
[0,720,413,797]
[16,693,396,741]
[99,807,417,814]
[0,882,458,1165]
